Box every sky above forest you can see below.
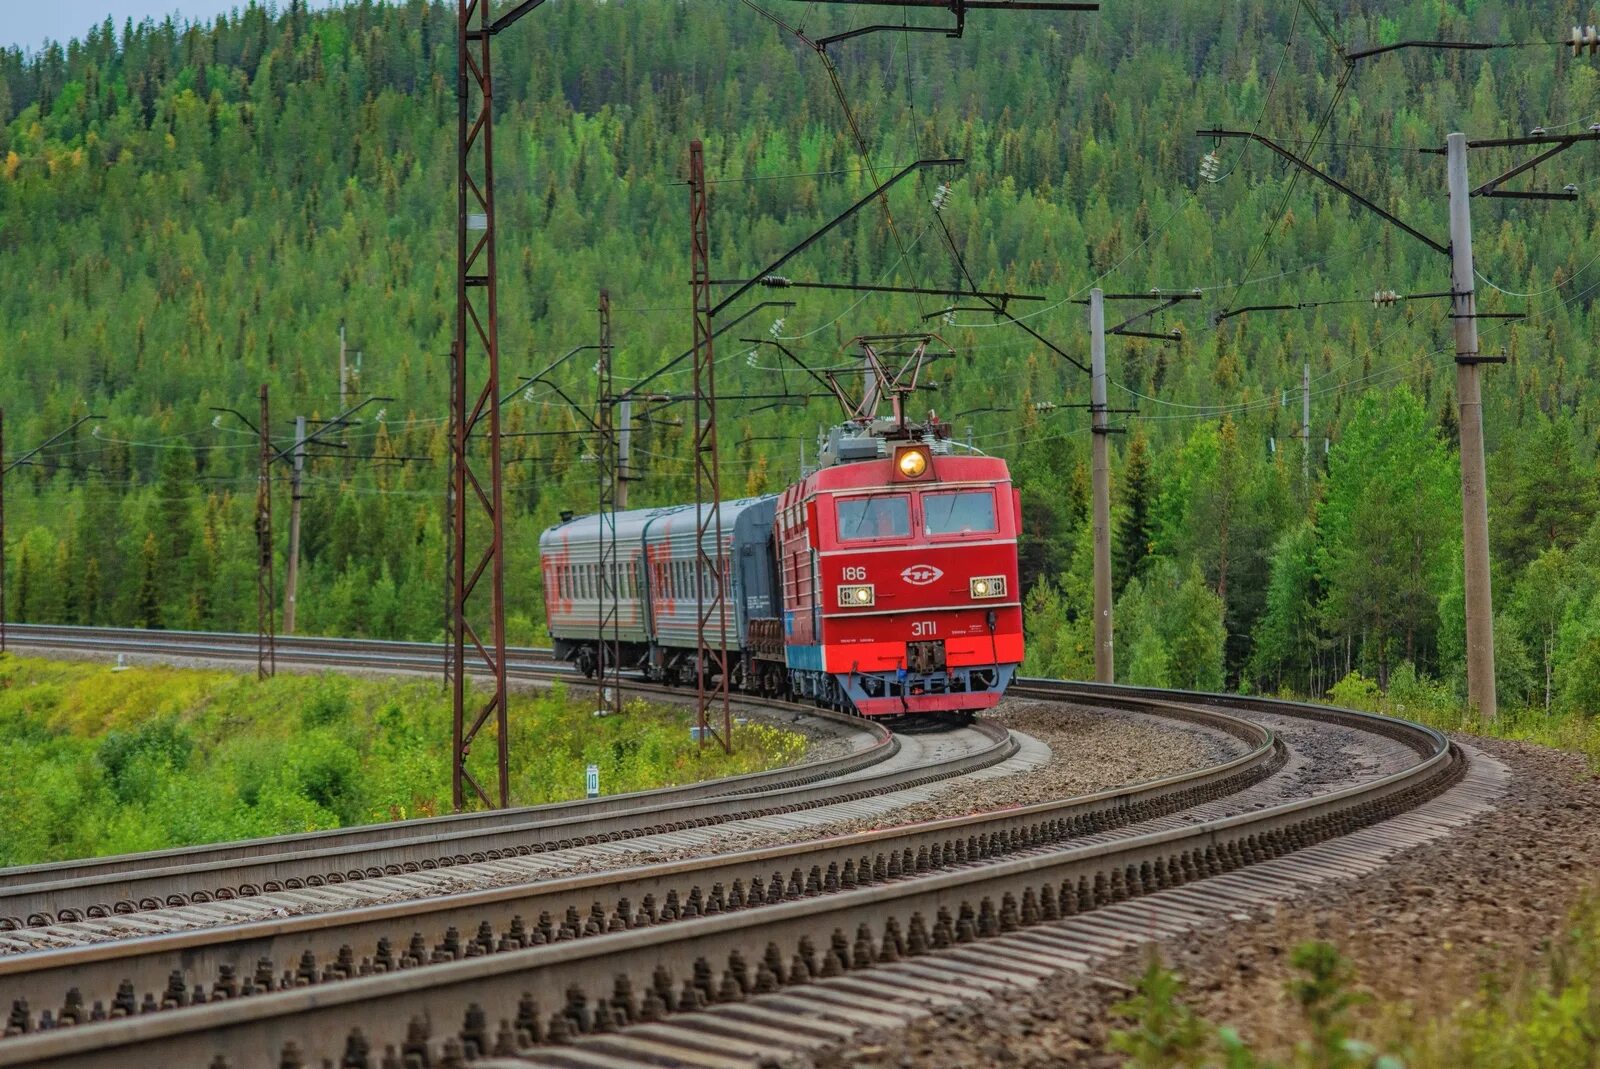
[6,1,340,52]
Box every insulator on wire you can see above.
[769,318,786,339]
[758,275,792,288]
[1572,25,1599,55]
[1198,150,1222,182]
[211,414,223,429]
[931,183,952,212]
[1032,401,1057,412]
[1372,289,1401,307]
[522,387,536,404]
[375,408,387,424]
[942,309,958,326]
[745,350,759,367]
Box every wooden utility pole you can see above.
[1447,131,1497,720]
[1089,288,1113,683]
[282,415,306,634]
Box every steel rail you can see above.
[0,686,1459,1069]
[0,698,1271,1017]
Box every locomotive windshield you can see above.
[923,489,998,535]
[836,494,911,540]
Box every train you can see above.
[540,423,1023,721]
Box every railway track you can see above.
[0,626,1023,931]
[0,663,1490,1069]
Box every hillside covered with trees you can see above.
[3,0,1600,715]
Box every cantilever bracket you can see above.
[711,158,962,317]
[1198,128,1450,256]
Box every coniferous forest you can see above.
[4,0,1600,717]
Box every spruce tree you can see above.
[1114,431,1153,595]
[135,533,163,630]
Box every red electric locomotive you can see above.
[774,428,1022,717]
[541,333,1025,722]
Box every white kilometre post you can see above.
[1447,131,1497,721]
[1089,288,1114,683]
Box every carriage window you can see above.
[923,490,998,535]
[835,494,911,541]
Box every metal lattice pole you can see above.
[596,289,624,717]
[452,0,511,808]
[689,139,732,753]
[255,384,276,681]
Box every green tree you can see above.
[1250,521,1322,694]
[135,533,163,630]
[1318,390,1457,687]
[1115,559,1226,691]
[1491,414,1598,572]
[1114,429,1154,594]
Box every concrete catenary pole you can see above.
[1089,288,1113,683]
[1447,131,1497,720]
[616,399,632,510]
[1301,362,1311,485]
[338,321,349,411]
[283,415,306,634]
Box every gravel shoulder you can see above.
[800,734,1600,1069]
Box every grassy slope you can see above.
[0,656,804,867]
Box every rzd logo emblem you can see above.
[901,564,943,586]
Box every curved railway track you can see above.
[0,630,1491,1069]
[0,626,1021,931]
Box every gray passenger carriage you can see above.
[540,496,781,687]
[539,505,683,675]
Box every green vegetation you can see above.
[1,1,1599,718]
[1110,904,1600,1069]
[1318,665,1600,771]
[0,657,804,866]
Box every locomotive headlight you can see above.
[970,576,1006,599]
[838,584,876,607]
[896,447,929,479]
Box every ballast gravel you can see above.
[359,699,1245,892]
[794,735,1600,1069]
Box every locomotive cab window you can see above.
[835,494,911,541]
[923,489,998,535]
